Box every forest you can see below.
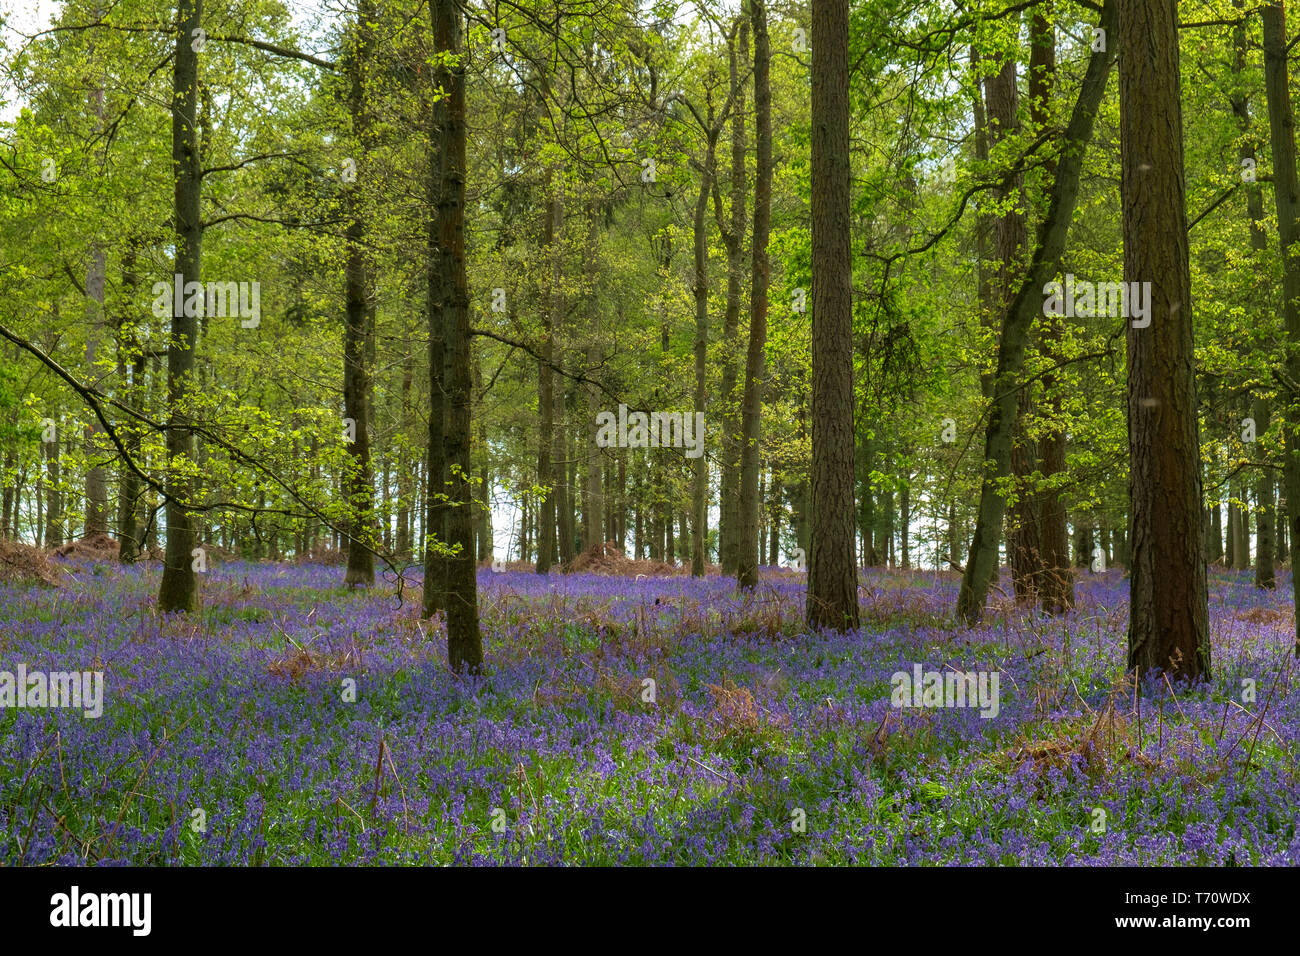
[0,0,1297,871]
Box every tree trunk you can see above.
[1263,0,1300,657]
[43,413,60,548]
[736,0,770,590]
[158,0,204,613]
[691,146,712,577]
[555,386,574,566]
[1255,399,1276,588]
[585,349,605,552]
[343,0,377,587]
[985,50,1041,604]
[116,247,145,563]
[423,30,448,614]
[430,0,481,673]
[396,355,413,558]
[956,0,1114,624]
[1120,0,1210,680]
[807,0,861,627]
[899,474,910,569]
[83,243,108,537]
[718,18,748,576]
[1228,2,1275,590]
[1034,6,1073,613]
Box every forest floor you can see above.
[1,558,1296,865]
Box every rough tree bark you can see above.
[717,18,748,576]
[1230,2,1274,590]
[343,0,377,587]
[430,0,482,672]
[1262,0,1300,657]
[806,0,861,631]
[158,0,204,613]
[1120,0,1210,680]
[737,0,770,590]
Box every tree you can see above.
[430,0,482,673]
[1262,0,1300,657]
[737,0,771,590]
[956,0,1115,625]
[1119,0,1210,680]
[806,0,859,631]
[158,0,204,614]
[343,0,378,587]
[1031,4,1073,614]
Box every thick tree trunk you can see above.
[956,0,1114,624]
[343,0,377,587]
[158,0,204,613]
[1120,0,1210,680]
[737,0,771,590]
[422,24,448,615]
[430,0,481,672]
[1262,0,1300,657]
[807,0,861,629]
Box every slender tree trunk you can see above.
[117,247,145,563]
[1254,398,1276,588]
[767,474,781,567]
[158,0,204,613]
[1228,2,1276,590]
[44,416,60,548]
[956,1,1113,623]
[476,360,492,563]
[555,385,573,566]
[585,349,605,552]
[83,243,108,537]
[718,18,748,576]
[691,131,715,577]
[536,185,562,573]
[396,354,413,558]
[1120,0,1210,679]
[737,0,770,590]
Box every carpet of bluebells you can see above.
[1,559,1297,865]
